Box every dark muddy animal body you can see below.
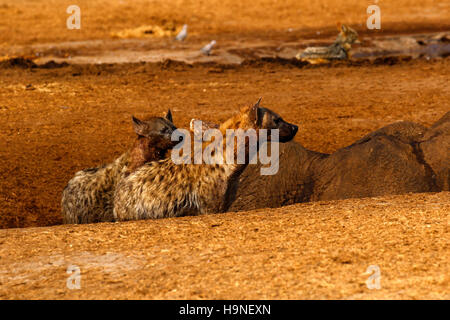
[229,112,450,211]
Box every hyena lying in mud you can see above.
[113,99,298,221]
[225,111,450,212]
[62,110,179,224]
[296,24,360,64]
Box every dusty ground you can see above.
[0,0,449,299]
[1,0,449,46]
[0,192,449,299]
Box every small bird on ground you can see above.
[175,24,188,41]
[201,40,216,55]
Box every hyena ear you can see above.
[164,109,173,122]
[132,116,146,136]
[248,98,263,125]
[341,24,348,33]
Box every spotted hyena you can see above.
[62,110,179,224]
[113,99,298,221]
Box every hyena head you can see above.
[336,24,360,45]
[129,109,181,169]
[228,98,298,143]
[132,109,180,148]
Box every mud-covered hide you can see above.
[420,111,450,191]
[228,141,325,211]
[313,133,439,201]
[353,121,428,144]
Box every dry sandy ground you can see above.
[0,192,448,300]
[1,0,449,46]
[0,0,449,299]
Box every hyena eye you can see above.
[161,127,170,134]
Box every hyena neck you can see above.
[221,162,248,177]
[219,111,263,166]
[218,161,250,212]
[218,109,254,134]
[192,123,261,170]
[192,108,260,182]
[127,137,168,173]
[216,129,259,211]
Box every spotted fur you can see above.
[62,110,178,224]
[113,99,298,221]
